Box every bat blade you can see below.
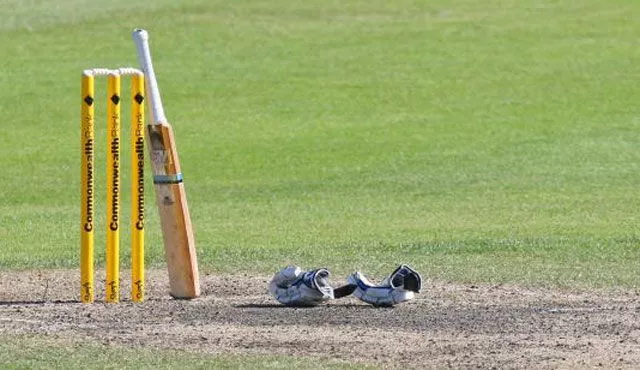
[148,124,200,299]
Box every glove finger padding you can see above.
[269,266,334,306]
[348,265,422,307]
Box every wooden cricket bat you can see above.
[133,29,200,299]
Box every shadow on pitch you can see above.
[235,303,384,309]
[0,299,79,306]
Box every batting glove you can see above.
[348,264,422,307]
[269,266,334,306]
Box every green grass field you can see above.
[0,334,369,369]
[2,0,640,367]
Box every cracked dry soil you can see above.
[1,269,639,368]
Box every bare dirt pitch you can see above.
[1,269,639,369]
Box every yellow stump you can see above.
[131,73,145,302]
[80,72,95,304]
[106,72,121,303]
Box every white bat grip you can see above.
[132,28,167,125]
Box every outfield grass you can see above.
[2,1,640,287]
[0,334,369,369]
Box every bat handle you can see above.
[132,28,167,125]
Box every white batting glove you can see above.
[269,266,334,306]
[348,265,422,307]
